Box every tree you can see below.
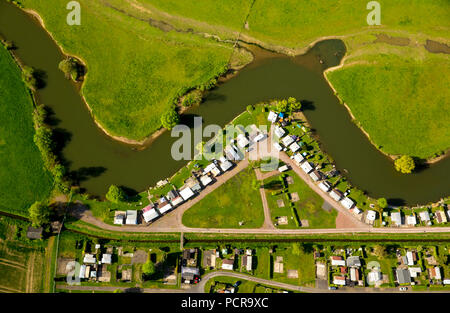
[276,99,288,112]
[288,97,302,111]
[29,201,50,227]
[377,198,388,209]
[22,66,38,90]
[161,109,180,130]
[142,258,155,279]
[394,155,415,174]
[373,245,387,258]
[58,58,79,80]
[106,185,126,203]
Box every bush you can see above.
[181,89,202,107]
[58,58,81,81]
[106,185,126,203]
[161,108,180,130]
[394,155,415,174]
[22,66,38,90]
[29,201,50,227]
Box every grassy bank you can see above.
[182,166,265,228]
[326,48,450,159]
[0,44,53,216]
[20,0,251,141]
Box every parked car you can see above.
[328,286,337,290]
[233,281,241,288]
[399,287,408,291]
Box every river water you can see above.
[0,1,448,205]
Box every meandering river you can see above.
[0,1,448,205]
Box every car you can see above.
[328,286,337,290]
[399,287,408,291]
[233,281,241,288]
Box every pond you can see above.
[0,1,449,205]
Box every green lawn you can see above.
[264,170,337,229]
[327,52,450,159]
[141,0,450,50]
[182,166,264,228]
[0,45,53,216]
[271,244,316,287]
[21,0,251,141]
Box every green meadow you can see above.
[182,166,264,228]
[21,0,250,141]
[0,45,53,216]
[327,49,450,159]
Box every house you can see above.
[333,276,346,286]
[142,206,159,223]
[278,165,289,172]
[200,175,213,187]
[330,256,346,267]
[222,259,234,271]
[171,196,184,207]
[293,153,305,165]
[125,210,138,225]
[309,170,322,182]
[274,256,284,273]
[350,268,360,282]
[368,271,382,284]
[185,176,202,192]
[237,134,250,148]
[273,142,283,151]
[390,211,402,226]
[300,162,314,174]
[407,215,417,226]
[346,256,361,267]
[281,135,294,147]
[329,189,344,202]
[182,248,198,267]
[219,158,233,172]
[409,267,422,278]
[101,254,112,264]
[83,254,96,264]
[225,145,240,160]
[366,210,377,222]
[396,268,411,284]
[204,163,221,177]
[319,181,331,192]
[180,186,195,201]
[114,211,126,225]
[406,251,415,265]
[157,199,173,215]
[289,142,301,153]
[274,126,285,138]
[79,265,86,279]
[429,267,442,280]
[419,211,431,223]
[340,197,355,210]
[435,210,448,224]
[203,250,216,269]
[268,111,278,123]
[242,255,253,271]
[181,266,200,284]
[26,227,43,240]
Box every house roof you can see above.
[319,181,331,192]
[26,226,43,239]
[200,175,213,187]
[220,160,233,172]
[281,135,294,147]
[330,189,343,201]
[293,153,304,164]
[340,197,355,210]
[396,268,411,284]
[143,208,159,222]
[180,187,195,201]
[300,162,313,174]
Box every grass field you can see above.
[327,50,450,159]
[0,218,46,293]
[21,0,251,141]
[182,166,265,228]
[0,44,53,216]
[264,170,337,229]
[143,0,449,50]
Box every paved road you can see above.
[56,284,185,293]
